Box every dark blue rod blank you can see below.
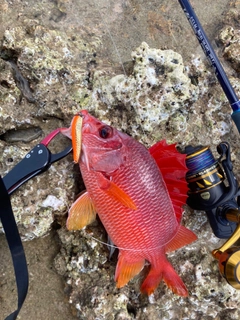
[178,0,240,133]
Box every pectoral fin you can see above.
[67,191,96,230]
[97,175,137,210]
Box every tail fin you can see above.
[140,266,163,296]
[140,258,188,296]
[161,262,188,296]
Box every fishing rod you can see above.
[178,0,240,134]
[178,0,240,290]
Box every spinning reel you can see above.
[185,142,240,289]
[179,0,240,291]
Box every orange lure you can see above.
[62,110,197,296]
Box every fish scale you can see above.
[63,110,197,296]
[80,140,176,251]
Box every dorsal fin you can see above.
[149,140,188,223]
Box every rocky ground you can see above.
[1,0,240,319]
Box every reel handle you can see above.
[212,209,240,288]
[214,247,240,289]
[185,143,240,289]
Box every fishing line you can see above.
[186,146,216,174]
[91,0,151,144]
[85,231,171,252]
[64,199,164,252]
[92,0,127,76]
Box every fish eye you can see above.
[99,126,112,139]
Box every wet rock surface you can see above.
[1,0,240,319]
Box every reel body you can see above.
[185,142,240,288]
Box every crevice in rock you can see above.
[0,126,43,143]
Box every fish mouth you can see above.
[78,110,91,125]
[78,110,88,118]
[78,110,103,135]
[71,111,91,135]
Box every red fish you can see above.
[62,110,197,296]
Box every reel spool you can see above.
[186,145,226,210]
[185,142,240,289]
